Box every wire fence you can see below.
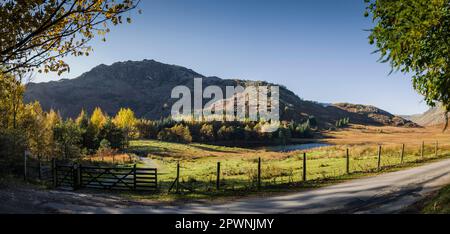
[159,141,450,194]
[22,141,450,195]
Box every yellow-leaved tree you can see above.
[0,0,140,75]
[113,108,137,146]
[90,107,108,131]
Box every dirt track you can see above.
[2,158,450,214]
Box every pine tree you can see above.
[44,109,61,158]
[76,109,97,152]
[76,110,89,129]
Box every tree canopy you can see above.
[365,0,450,129]
[90,107,108,131]
[0,0,140,75]
[113,108,136,131]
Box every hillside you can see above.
[24,59,416,128]
[404,104,449,127]
[334,103,419,127]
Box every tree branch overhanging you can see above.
[0,0,140,76]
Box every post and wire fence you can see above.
[162,141,450,194]
[23,141,450,194]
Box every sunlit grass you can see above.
[128,137,450,198]
[422,185,450,214]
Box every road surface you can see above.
[2,158,450,214]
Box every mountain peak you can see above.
[75,59,204,84]
[24,60,417,128]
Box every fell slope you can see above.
[24,60,416,128]
[405,104,449,127]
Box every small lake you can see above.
[265,143,331,152]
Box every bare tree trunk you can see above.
[444,111,449,132]
[12,75,23,130]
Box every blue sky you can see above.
[34,0,429,115]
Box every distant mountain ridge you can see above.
[403,104,449,127]
[24,59,418,128]
[333,103,418,127]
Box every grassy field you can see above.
[421,185,450,214]
[82,153,138,165]
[125,125,450,200]
[322,125,450,145]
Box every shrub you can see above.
[98,119,126,150]
[0,129,27,174]
[53,119,82,159]
[199,124,215,142]
[96,139,116,158]
[135,119,158,139]
[217,125,234,141]
[157,124,192,143]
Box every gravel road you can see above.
[2,158,450,214]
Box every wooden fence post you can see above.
[303,152,307,181]
[23,151,27,181]
[133,164,137,190]
[346,148,350,174]
[257,157,261,190]
[401,144,405,164]
[72,164,78,190]
[216,162,221,191]
[78,164,83,188]
[377,145,382,171]
[176,162,180,193]
[421,141,425,159]
[76,164,81,190]
[38,159,42,181]
[52,158,57,188]
[155,168,158,190]
[435,141,438,157]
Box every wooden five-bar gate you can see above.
[79,165,157,191]
[49,160,157,191]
